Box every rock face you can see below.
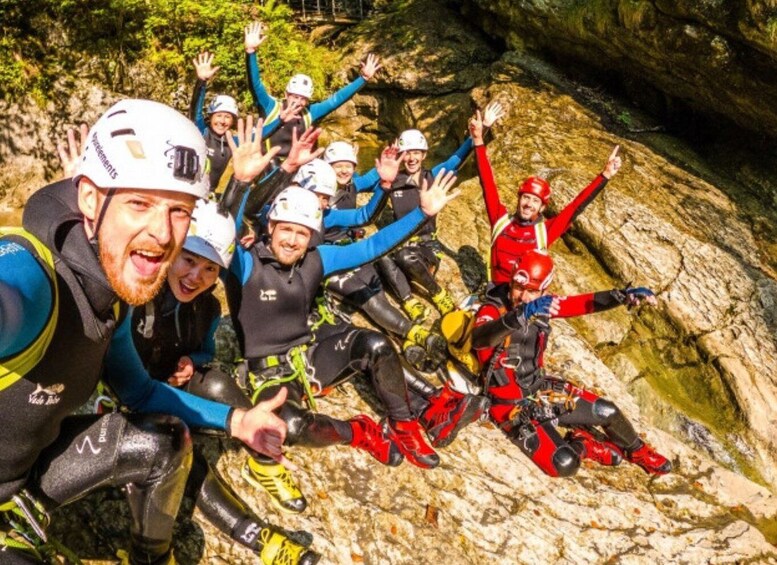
[5,0,777,562]
[455,0,777,136]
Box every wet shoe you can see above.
[566,429,622,466]
[420,384,490,448]
[256,526,320,565]
[349,415,403,466]
[626,441,672,475]
[242,458,308,514]
[431,289,456,315]
[402,298,427,322]
[386,419,440,469]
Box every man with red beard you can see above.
[0,99,294,564]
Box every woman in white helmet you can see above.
[244,21,381,161]
[190,51,297,192]
[377,102,504,322]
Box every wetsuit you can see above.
[471,284,642,477]
[0,180,240,563]
[127,283,292,557]
[189,79,279,191]
[246,52,368,160]
[476,144,608,285]
[378,137,474,302]
[224,206,430,447]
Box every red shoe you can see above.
[349,415,403,466]
[566,429,622,466]
[627,441,672,475]
[387,419,440,469]
[420,384,490,448]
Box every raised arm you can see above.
[546,145,621,245]
[244,22,278,117]
[320,169,458,275]
[190,51,220,132]
[308,53,380,122]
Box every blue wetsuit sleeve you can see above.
[323,189,387,229]
[246,52,280,120]
[0,242,53,357]
[226,245,254,287]
[104,316,230,430]
[189,79,207,133]
[308,76,366,122]
[353,167,379,193]
[189,316,218,367]
[431,136,474,176]
[320,207,426,276]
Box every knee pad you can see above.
[395,247,423,270]
[354,329,395,362]
[592,398,620,424]
[281,403,313,446]
[552,446,581,478]
[124,415,193,480]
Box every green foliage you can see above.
[0,0,342,108]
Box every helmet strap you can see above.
[90,187,116,244]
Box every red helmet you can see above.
[518,176,551,205]
[511,250,555,291]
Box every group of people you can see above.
[0,20,671,565]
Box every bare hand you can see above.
[602,145,622,180]
[376,144,400,185]
[230,387,289,462]
[192,51,220,82]
[57,124,89,179]
[281,127,324,173]
[360,53,382,81]
[227,115,281,183]
[279,99,304,123]
[419,168,459,217]
[244,21,266,53]
[168,356,195,387]
[468,110,485,146]
[482,100,506,128]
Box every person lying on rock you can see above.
[244,20,381,161]
[468,108,622,286]
[471,250,672,477]
[376,101,505,323]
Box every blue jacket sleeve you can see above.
[320,207,426,276]
[189,79,208,133]
[189,316,218,367]
[0,241,53,358]
[104,316,231,430]
[353,167,379,193]
[323,189,387,229]
[246,52,280,119]
[226,245,254,287]
[431,136,474,176]
[308,76,366,122]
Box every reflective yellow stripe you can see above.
[487,214,512,280]
[0,229,58,393]
[534,221,548,251]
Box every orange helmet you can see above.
[518,176,551,205]
[511,250,555,291]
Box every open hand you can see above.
[226,114,281,183]
[602,145,622,179]
[482,100,506,128]
[376,144,401,185]
[244,21,266,53]
[57,124,89,179]
[419,168,459,217]
[281,127,324,173]
[193,51,219,82]
[360,53,382,81]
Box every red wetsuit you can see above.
[475,144,609,284]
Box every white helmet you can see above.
[75,99,209,198]
[323,141,358,165]
[293,159,337,197]
[285,73,314,99]
[183,200,236,269]
[268,186,323,233]
[207,94,239,118]
[398,129,428,152]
